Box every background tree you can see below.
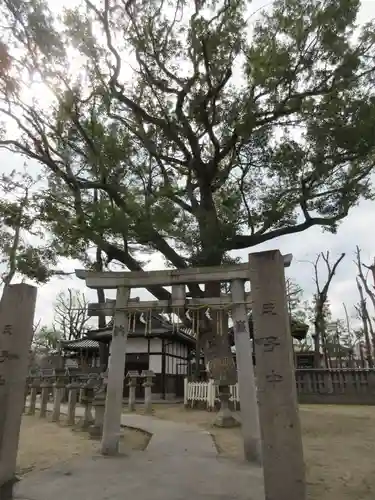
[0,0,375,374]
[310,251,345,367]
[53,288,90,341]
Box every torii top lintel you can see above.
[75,252,292,290]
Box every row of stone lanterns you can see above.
[127,370,155,414]
[25,369,156,439]
[26,375,102,435]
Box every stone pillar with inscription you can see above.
[0,284,37,500]
[249,250,306,500]
[101,287,130,455]
[231,279,262,464]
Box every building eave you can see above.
[59,338,101,351]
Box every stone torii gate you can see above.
[76,249,306,500]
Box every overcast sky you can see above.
[0,0,374,328]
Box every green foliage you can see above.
[0,169,59,283]
[16,246,56,283]
[0,0,374,281]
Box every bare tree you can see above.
[53,288,90,341]
[355,278,374,367]
[355,246,375,318]
[311,251,346,367]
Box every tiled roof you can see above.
[87,312,197,341]
[180,326,195,338]
[60,338,100,350]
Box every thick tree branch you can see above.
[226,214,349,250]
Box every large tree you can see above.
[0,0,375,372]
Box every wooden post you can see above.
[100,287,130,455]
[249,250,306,500]
[231,278,262,465]
[0,284,37,500]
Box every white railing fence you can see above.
[184,378,239,410]
[184,369,375,408]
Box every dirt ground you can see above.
[17,415,150,477]
[17,405,375,500]
[139,404,375,500]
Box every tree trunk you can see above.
[313,316,322,368]
[202,281,236,384]
[313,330,320,367]
[95,245,109,371]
